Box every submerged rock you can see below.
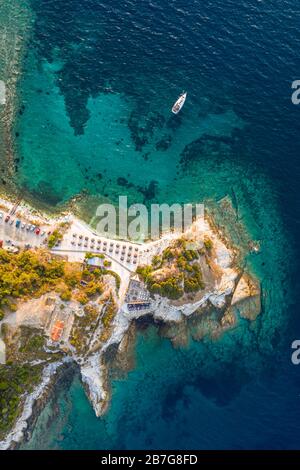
[231,274,261,321]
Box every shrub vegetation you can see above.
[137,238,205,300]
[0,364,43,438]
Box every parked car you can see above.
[21,223,25,229]
[15,220,21,228]
[9,219,14,225]
[35,228,40,235]
[0,212,3,219]
[5,215,10,223]
[30,225,35,232]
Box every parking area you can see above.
[0,209,48,250]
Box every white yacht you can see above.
[172,91,187,114]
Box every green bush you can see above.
[148,276,183,300]
[149,283,162,295]
[162,248,173,261]
[151,255,162,268]
[84,281,103,297]
[60,289,72,301]
[76,292,89,305]
[136,265,153,281]
[47,230,63,249]
[0,382,9,391]
[204,237,213,251]
[101,296,117,328]
[183,249,198,261]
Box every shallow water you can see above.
[8,0,300,449]
[0,0,32,186]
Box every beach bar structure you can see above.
[125,276,152,313]
[127,301,151,311]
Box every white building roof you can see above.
[87,257,104,267]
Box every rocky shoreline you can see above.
[18,361,78,450]
[0,191,261,449]
[0,358,76,450]
[75,218,261,419]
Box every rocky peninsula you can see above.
[0,194,261,449]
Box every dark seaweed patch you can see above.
[179,133,240,170]
[155,134,172,151]
[117,177,134,188]
[128,111,167,152]
[137,180,158,202]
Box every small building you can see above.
[50,320,65,342]
[46,303,75,345]
[86,256,105,270]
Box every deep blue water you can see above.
[15,0,300,449]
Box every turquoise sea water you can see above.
[15,46,246,208]
[24,325,300,450]
[9,0,300,449]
